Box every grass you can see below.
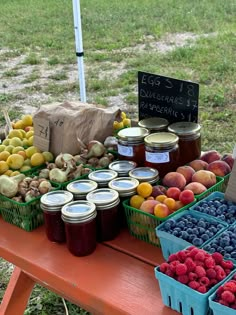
[0,0,236,313]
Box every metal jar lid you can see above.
[61,200,97,223]
[108,160,137,176]
[108,177,139,197]
[144,132,179,150]
[88,170,118,186]
[40,190,74,212]
[129,167,159,184]
[66,179,98,198]
[168,122,201,137]
[86,188,120,210]
[117,127,149,142]
[138,117,169,131]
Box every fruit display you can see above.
[212,273,236,309]
[113,111,131,134]
[158,247,234,293]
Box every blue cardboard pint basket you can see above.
[156,209,228,261]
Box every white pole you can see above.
[72,0,86,102]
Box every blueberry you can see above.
[225,246,234,253]
[192,228,199,235]
[188,234,195,242]
[224,253,231,259]
[231,252,236,259]
[203,244,211,251]
[216,209,222,215]
[191,218,198,224]
[192,238,203,246]
[167,219,176,227]
[198,227,205,234]
[186,222,194,228]
[163,222,172,231]
[172,230,180,237]
[176,221,185,229]
[201,234,209,241]
[186,228,193,234]
[180,231,189,240]
[220,249,226,255]
[194,206,202,212]
[197,221,206,228]
[209,247,216,253]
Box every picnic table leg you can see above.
[0,266,35,315]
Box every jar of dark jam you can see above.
[108,177,139,227]
[168,122,201,165]
[138,117,169,133]
[61,200,97,256]
[144,132,179,178]
[128,167,159,184]
[66,179,98,200]
[40,191,74,243]
[117,127,149,166]
[108,160,137,177]
[88,170,118,188]
[86,188,120,242]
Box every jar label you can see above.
[145,151,170,163]
[118,144,134,157]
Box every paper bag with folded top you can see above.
[33,101,121,156]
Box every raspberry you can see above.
[159,262,169,273]
[195,251,206,261]
[216,286,224,298]
[189,247,199,259]
[212,252,223,264]
[224,281,236,293]
[188,272,198,281]
[205,257,215,268]
[197,285,207,293]
[195,266,206,278]
[221,290,235,303]
[177,250,188,262]
[221,260,234,270]
[194,260,205,267]
[176,263,188,276]
[210,279,218,287]
[199,276,210,287]
[231,303,236,309]
[216,268,226,281]
[185,257,196,272]
[206,268,217,279]
[188,281,200,290]
[218,299,229,306]
[168,253,178,262]
[177,275,189,284]
[165,268,175,278]
[169,260,180,272]
[225,268,232,275]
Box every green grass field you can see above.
[0,0,236,313]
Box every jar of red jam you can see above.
[40,190,74,243]
[168,122,201,165]
[61,200,97,256]
[66,179,98,200]
[109,160,137,177]
[108,177,139,227]
[88,170,118,188]
[128,167,159,184]
[138,117,169,133]
[86,188,120,242]
[144,132,179,178]
[117,127,149,166]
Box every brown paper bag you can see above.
[33,101,121,156]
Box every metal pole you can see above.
[72,0,86,102]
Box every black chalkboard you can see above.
[138,71,199,123]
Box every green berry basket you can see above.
[0,182,61,232]
[190,176,224,201]
[123,198,196,247]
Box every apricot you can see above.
[200,150,222,164]
[192,170,216,188]
[184,182,207,195]
[207,160,231,177]
[163,198,176,212]
[137,182,153,198]
[154,203,170,218]
[174,200,185,211]
[130,195,145,209]
[162,172,186,190]
[156,195,167,203]
[176,165,195,184]
[189,159,209,171]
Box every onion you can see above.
[0,174,25,198]
[55,153,74,168]
[38,169,50,179]
[98,156,110,168]
[38,180,52,194]
[49,168,68,183]
[86,140,106,158]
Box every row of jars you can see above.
[117,119,201,178]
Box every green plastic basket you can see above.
[20,164,46,176]
[218,172,231,193]
[0,182,60,232]
[195,176,224,200]
[123,198,196,247]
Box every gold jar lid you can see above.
[138,117,169,131]
[117,127,149,141]
[144,132,179,149]
[168,122,201,136]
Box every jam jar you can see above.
[168,122,201,165]
[138,117,169,133]
[86,188,120,242]
[61,200,97,256]
[117,127,149,166]
[108,160,137,177]
[88,170,118,188]
[40,190,74,243]
[108,177,139,227]
[144,132,179,178]
[66,179,98,200]
[128,167,159,184]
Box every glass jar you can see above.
[61,200,97,256]
[108,177,139,227]
[88,170,118,188]
[40,190,74,243]
[117,127,149,166]
[108,160,137,177]
[144,132,179,178]
[128,167,159,184]
[86,188,120,242]
[66,179,98,200]
[138,117,169,133]
[168,122,201,165]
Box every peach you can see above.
[207,160,231,177]
[154,203,170,218]
[139,199,160,215]
[200,150,222,164]
[221,154,234,170]
[189,159,209,171]
[176,165,195,184]
[192,170,216,188]
[174,200,185,211]
[184,182,207,195]
[162,172,186,190]
[151,185,167,198]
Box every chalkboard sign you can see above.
[138,71,199,123]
